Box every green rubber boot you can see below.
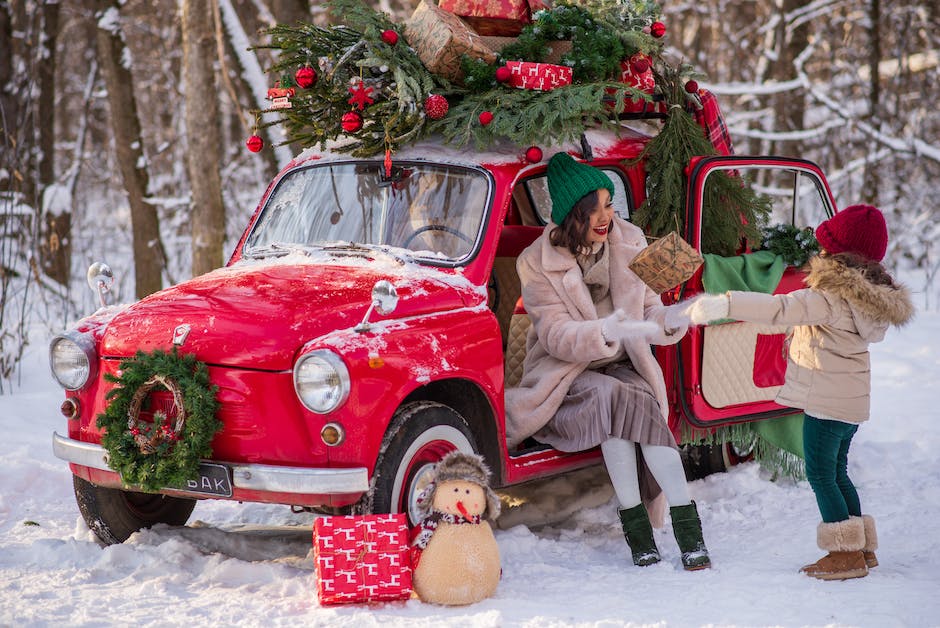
[670,501,711,570]
[618,504,661,566]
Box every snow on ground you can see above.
[2,310,939,627]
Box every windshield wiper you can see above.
[245,242,308,259]
[320,243,407,266]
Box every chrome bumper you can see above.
[52,432,369,495]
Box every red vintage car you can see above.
[50,127,837,544]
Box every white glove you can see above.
[601,309,660,345]
[663,303,691,336]
[686,294,730,325]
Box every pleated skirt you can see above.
[534,361,677,452]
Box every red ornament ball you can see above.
[295,66,317,89]
[631,57,650,75]
[685,79,699,94]
[341,111,363,133]
[525,146,543,163]
[424,94,449,120]
[245,135,263,153]
[381,29,399,46]
[479,110,494,126]
[495,66,511,83]
[650,21,666,38]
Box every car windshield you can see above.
[243,162,490,263]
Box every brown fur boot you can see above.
[861,514,878,568]
[800,518,868,581]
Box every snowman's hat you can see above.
[415,451,501,521]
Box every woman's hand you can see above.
[663,303,691,336]
[601,309,660,345]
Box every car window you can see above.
[523,167,631,224]
[243,162,490,263]
[702,166,831,230]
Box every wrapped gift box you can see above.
[616,52,655,113]
[439,0,547,36]
[619,53,655,92]
[404,0,496,82]
[628,231,704,294]
[506,61,572,91]
[314,514,413,605]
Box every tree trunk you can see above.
[37,1,58,188]
[0,5,16,193]
[94,0,165,298]
[3,0,33,202]
[861,0,882,205]
[182,0,225,276]
[271,0,309,25]
[38,1,71,285]
[768,0,810,158]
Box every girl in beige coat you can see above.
[506,152,710,570]
[687,204,914,580]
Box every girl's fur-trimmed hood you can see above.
[806,255,914,327]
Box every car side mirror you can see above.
[86,262,114,308]
[354,280,399,333]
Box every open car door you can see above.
[675,156,837,430]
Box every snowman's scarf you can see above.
[413,510,482,551]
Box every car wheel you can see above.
[73,476,196,545]
[680,441,755,480]
[679,443,728,480]
[359,401,478,526]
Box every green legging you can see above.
[803,414,861,523]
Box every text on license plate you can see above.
[177,462,233,497]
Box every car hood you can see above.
[100,259,480,370]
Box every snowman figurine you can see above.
[411,451,501,606]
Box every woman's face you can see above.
[586,188,614,245]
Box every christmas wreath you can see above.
[96,348,222,492]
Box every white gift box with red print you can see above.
[505,61,572,91]
[313,514,413,605]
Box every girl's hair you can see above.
[825,251,897,287]
[549,190,599,256]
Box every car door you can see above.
[675,156,836,429]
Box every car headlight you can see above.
[49,331,97,390]
[293,350,350,413]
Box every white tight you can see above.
[601,437,692,509]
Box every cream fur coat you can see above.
[504,216,684,447]
[727,254,914,423]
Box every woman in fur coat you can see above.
[505,152,711,570]
[687,204,914,580]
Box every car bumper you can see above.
[52,431,369,495]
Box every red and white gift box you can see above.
[505,61,572,91]
[438,0,547,36]
[619,53,655,93]
[313,514,413,605]
[615,52,656,113]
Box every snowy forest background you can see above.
[1,0,938,395]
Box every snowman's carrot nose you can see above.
[456,501,469,518]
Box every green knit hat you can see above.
[547,152,615,225]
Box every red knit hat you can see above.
[815,204,888,262]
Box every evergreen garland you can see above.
[256,0,441,156]
[630,64,771,255]
[97,349,222,492]
[761,223,820,266]
[498,4,626,81]
[255,0,670,155]
[580,0,663,34]
[433,82,648,149]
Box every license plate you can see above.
[176,462,233,497]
